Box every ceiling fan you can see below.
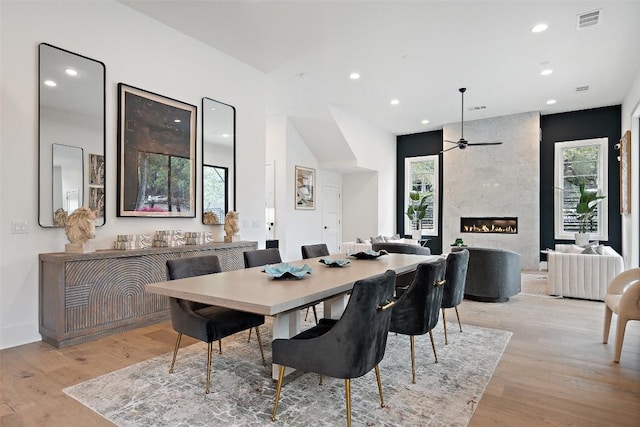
[441,88,503,153]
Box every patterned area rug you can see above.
[65,319,511,426]
[520,271,557,298]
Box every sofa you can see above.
[547,244,624,301]
[341,237,419,254]
[452,247,521,302]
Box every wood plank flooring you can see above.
[1,288,639,426]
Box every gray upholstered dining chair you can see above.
[242,248,283,341]
[389,258,446,383]
[166,255,266,394]
[243,247,282,269]
[441,249,469,344]
[271,270,397,427]
[301,243,330,324]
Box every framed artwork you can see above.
[89,187,105,219]
[619,130,631,214]
[117,83,196,217]
[89,154,104,185]
[295,165,316,210]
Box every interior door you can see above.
[322,185,341,253]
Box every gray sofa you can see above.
[452,247,521,302]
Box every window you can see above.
[404,155,438,236]
[554,138,608,240]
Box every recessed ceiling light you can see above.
[222,133,230,138]
[44,80,57,87]
[541,69,553,76]
[390,99,400,105]
[532,23,548,33]
[65,68,78,76]
[546,99,557,105]
[174,119,181,123]
[421,119,430,125]
[349,72,360,80]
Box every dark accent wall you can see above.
[540,105,622,255]
[396,130,443,254]
[397,106,623,259]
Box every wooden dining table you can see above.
[145,252,438,379]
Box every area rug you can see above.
[520,271,558,298]
[64,321,511,426]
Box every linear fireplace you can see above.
[460,217,517,234]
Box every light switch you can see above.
[11,220,29,234]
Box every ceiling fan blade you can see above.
[467,142,503,146]
[444,139,460,144]
[440,145,460,153]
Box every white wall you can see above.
[0,1,266,349]
[621,68,640,268]
[443,112,540,270]
[328,105,397,238]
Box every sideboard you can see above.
[39,241,257,348]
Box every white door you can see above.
[322,185,341,253]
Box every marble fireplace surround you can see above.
[443,111,540,270]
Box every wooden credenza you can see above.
[39,241,257,348]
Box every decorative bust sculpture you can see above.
[53,208,68,227]
[203,211,220,225]
[224,211,240,243]
[64,207,97,253]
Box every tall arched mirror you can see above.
[202,97,235,225]
[39,43,105,227]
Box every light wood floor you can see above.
[1,290,639,426]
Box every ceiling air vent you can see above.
[577,10,601,29]
[575,85,590,93]
[467,105,487,111]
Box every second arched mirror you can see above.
[202,97,235,224]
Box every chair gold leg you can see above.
[410,335,416,384]
[218,339,222,354]
[603,306,613,343]
[442,308,449,345]
[206,341,213,394]
[454,306,463,332]
[345,378,352,427]
[169,333,182,374]
[312,305,318,324]
[271,365,286,421]
[374,365,384,407]
[429,330,438,363]
[254,327,267,367]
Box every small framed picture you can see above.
[295,166,315,210]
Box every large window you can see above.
[404,155,438,236]
[554,138,608,240]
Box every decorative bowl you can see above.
[263,263,312,279]
[319,258,351,267]
[347,249,389,259]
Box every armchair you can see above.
[390,258,446,383]
[166,255,266,394]
[271,270,397,426]
[603,268,640,362]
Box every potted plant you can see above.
[574,180,606,245]
[406,191,429,240]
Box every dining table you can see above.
[145,251,439,379]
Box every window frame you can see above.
[404,155,439,237]
[553,137,608,240]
